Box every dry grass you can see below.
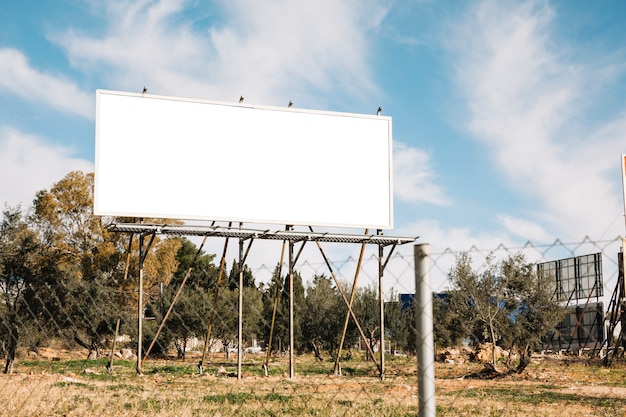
[1,353,625,416]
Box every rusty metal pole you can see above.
[199,223,231,374]
[333,229,368,375]
[107,318,121,373]
[309,226,381,374]
[142,235,208,367]
[110,235,134,373]
[264,239,287,376]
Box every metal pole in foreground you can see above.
[414,243,435,417]
[237,232,244,380]
[377,230,385,380]
[136,232,144,374]
[288,234,295,379]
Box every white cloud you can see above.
[53,0,389,107]
[394,219,521,291]
[449,0,626,241]
[393,142,450,205]
[496,214,551,242]
[0,48,93,119]
[0,128,93,209]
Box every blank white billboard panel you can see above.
[94,90,393,229]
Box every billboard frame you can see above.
[94,89,394,229]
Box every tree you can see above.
[29,170,182,355]
[499,253,565,373]
[384,289,412,354]
[302,275,344,359]
[149,285,212,360]
[157,238,218,359]
[432,292,468,349]
[260,264,285,352]
[260,265,305,353]
[209,286,264,357]
[30,171,127,354]
[449,253,506,366]
[0,207,55,373]
[353,285,380,360]
[448,252,566,372]
[170,238,217,289]
[227,260,255,290]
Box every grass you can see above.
[1,353,625,416]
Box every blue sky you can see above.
[1,0,625,290]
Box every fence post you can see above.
[414,243,436,417]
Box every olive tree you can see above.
[448,252,565,372]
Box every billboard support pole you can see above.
[333,229,369,376]
[200,223,231,374]
[264,234,287,376]
[288,225,295,379]
[106,223,416,377]
[136,232,143,375]
[565,280,598,352]
[237,228,244,380]
[142,235,208,368]
[135,227,156,375]
[309,226,382,374]
[377,230,385,380]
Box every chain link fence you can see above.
[1,233,625,416]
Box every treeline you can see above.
[1,170,565,375]
[0,171,414,374]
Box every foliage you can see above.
[228,259,256,290]
[302,275,345,357]
[163,238,218,359]
[384,289,412,353]
[260,265,305,353]
[448,252,566,371]
[448,253,508,365]
[0,206,48,372]
[2,169,412,366]
[432,293,468,348]
[352,285,380,360]
[170,238,217,289]
[499,253,566,372]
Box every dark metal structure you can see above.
[538,252,605,352]
[108,222,417,378]
[603,247,625,364]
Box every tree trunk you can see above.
[74,333,98,359]
[516,345,532,374]
[366,329,377,362]
[175,340,184,359]
[4,321,18,374]
[311,340,324,362]
[489,319,497,366]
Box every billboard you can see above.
[537,253,603,301]
[94,90,393,229]
[544,302,604,350]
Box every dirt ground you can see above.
[1,352,625,416]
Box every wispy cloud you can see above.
[53,0,390,107]
[0,48,93,119]
[449,0,626,241]
[497,213,551,242]
[393,142,450,205]
[0,128,93,208]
